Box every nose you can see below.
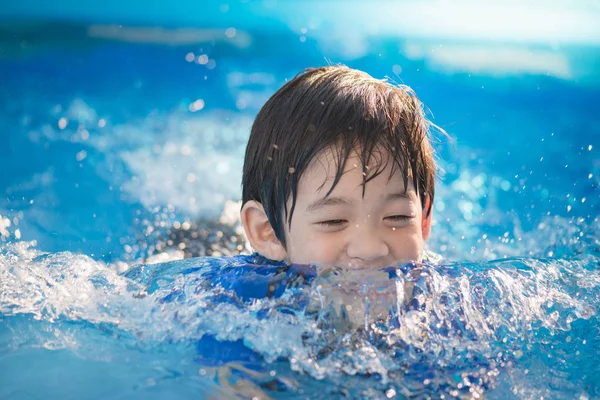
[345,225,390,264]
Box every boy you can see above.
[240,65,439,268]
[147,67,441,384]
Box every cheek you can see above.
[288,230,343,265]
[390,227,425,261]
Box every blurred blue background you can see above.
[1,0,599,261]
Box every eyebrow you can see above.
[306,192,412,212]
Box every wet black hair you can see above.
[242,65,439,248]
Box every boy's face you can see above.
[282,147,431,268]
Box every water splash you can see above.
[1,241,598,399]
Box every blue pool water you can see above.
[1,3,600,399]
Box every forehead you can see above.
[299,146,415,196]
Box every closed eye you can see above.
[317,219,347,227]
[385,215,413,223]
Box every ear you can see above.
[421,196,433,241]
[240,200,287,261]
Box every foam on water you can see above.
[38,99,253,218]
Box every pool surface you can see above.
[1,2,599,399]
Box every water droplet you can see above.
[76,150,87,161]
[514,350,523,359]
[58,117,68,129]
[181,145,192,155]
[236,99,247,110]
[197,54,209,65]
[225,27,236,38]
[189,99,205,112]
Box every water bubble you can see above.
[386,388,397,398]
